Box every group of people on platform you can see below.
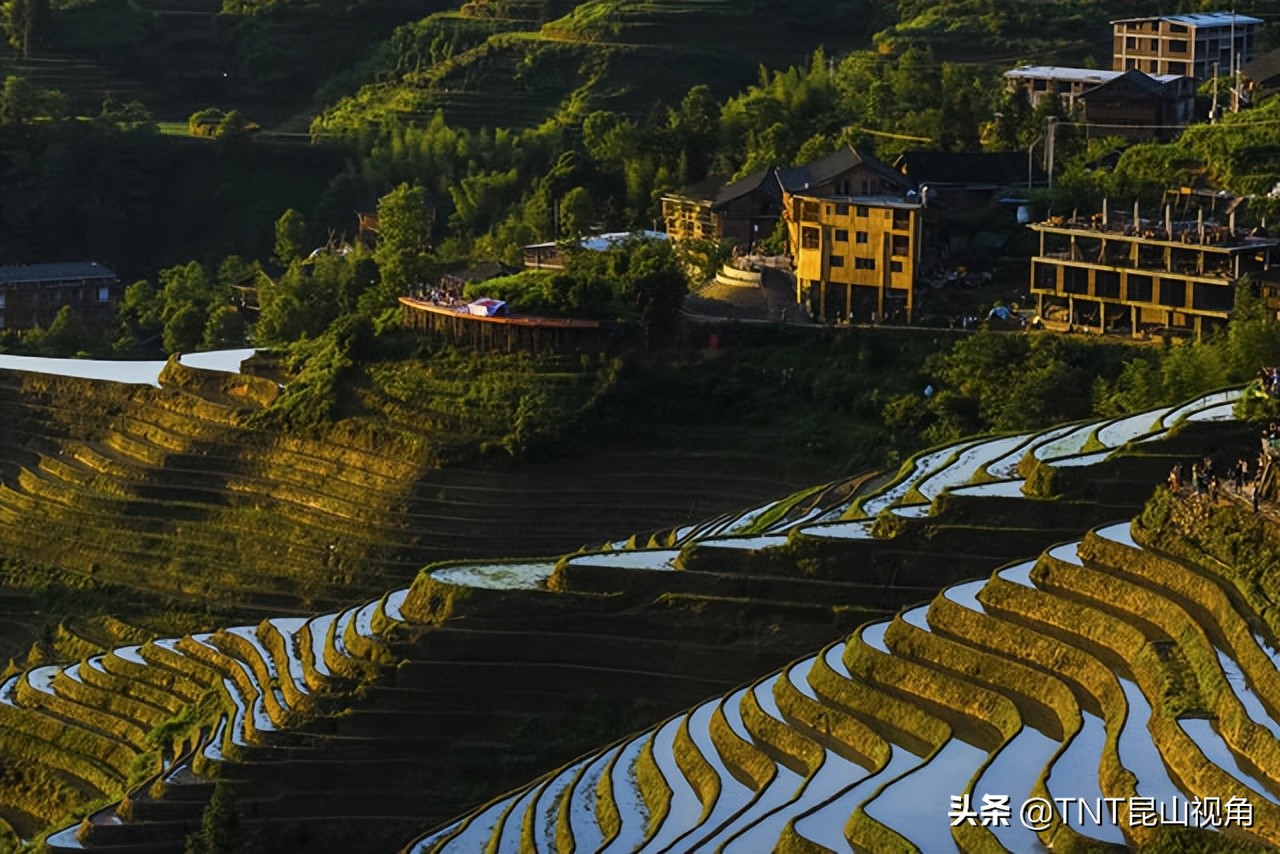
[1265,421,1280,453]
[1259,368,1280,398]
[408,283,463,307]
[1168,454,1268,512]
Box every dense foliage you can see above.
[469,237,685,332]
[1094,280,1280,416]
[881,281,1280,449]
[881,331,1136,446]
[0,112,343,277]
[5,0,1277,285]
[1,0,1277,460]
[1046,95,1280,221]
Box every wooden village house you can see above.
[1004,66,1195,142]
[783,192,925,325]
[662,146,908,251]
[0,263,120,331]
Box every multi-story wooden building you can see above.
[704,167,783,249]
[0,262,120,331]
[1075,70,1197,141]
[1028,204,1280,340]
[1004,66,1195,140]
[1112,12,1261,80]
[660,174,729,244]
[784,192,924,323]
[661,146,908,251]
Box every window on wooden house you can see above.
[801,227,820,249]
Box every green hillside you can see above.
[313,0,888,134]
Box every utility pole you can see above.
[1230,9,1239,113]
[1211,61,1220,123]
[1026,134,1042,191]
[1233,52,1242,113]
[1229,11,1235,76]
[1046,117,1058,190]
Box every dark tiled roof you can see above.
[712,167,779,209]
[1077,69,1168,100]
[897,151,1040,187]
[669,173,730,204]
[774,166,811,193]
[710,147,907,209]
[777,146,908,193]
[0,262,117,284]
[1243,48,1280,89]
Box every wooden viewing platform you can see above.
[399,297,610,353]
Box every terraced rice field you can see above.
[414,518,1280,851]
[1,378,1259,850]
[399,386,1277,851]
[0,349,256,387]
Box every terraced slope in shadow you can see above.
[0,349,830,848]
[0,352,817,659]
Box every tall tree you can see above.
[672,84,719,181]
[0,74,37,124]
[557,186,594,240]
[374,183,434,292]
[185,783,240,854]
[1,0,49,59]
[273,209,308,266]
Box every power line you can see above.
[844,125,933,142]
[1053,117,1280,131]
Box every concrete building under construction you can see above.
[1029,195,1280,339]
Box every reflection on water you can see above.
[0,348,255,387]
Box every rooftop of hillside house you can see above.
[1005,66,1186,86]
[790,193,923,211]
[0,262,117,284]
[1110,11,1262,28]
